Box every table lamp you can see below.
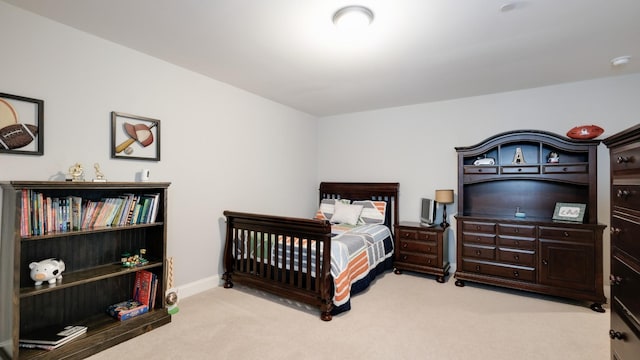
[435,189,454,227]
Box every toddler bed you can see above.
[222,182,399,321]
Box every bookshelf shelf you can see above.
[1,181,171,359]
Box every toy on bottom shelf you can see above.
[29,258,65,286]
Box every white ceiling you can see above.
[4,0,640,116]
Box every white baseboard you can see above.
[175,275,223,299]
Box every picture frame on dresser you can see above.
[0,92,44,156]
[111,111,161,161]
[552,202,586,223]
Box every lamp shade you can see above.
[435,189,454,204]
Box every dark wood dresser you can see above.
[454,130,606,311]
[604,125,640,360]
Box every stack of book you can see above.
[19,325,87,351]
[107,270,158,321]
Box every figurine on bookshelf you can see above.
[547,151,560,163]
[68,163,84,181]
[29,258,65,286]
[92,163,107,182]
[121,249,149,267]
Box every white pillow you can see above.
[314,198,350,220]
[330,201,363,225]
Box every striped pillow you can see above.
[353,200,387,224]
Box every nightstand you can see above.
[394,221,450,283]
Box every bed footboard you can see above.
[222,211,334,321]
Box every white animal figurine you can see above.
[29,258,66,286]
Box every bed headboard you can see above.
[319,182,399,232]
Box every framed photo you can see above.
[111,111,160,161]
[552,202,586,223]
[0,92,44,155]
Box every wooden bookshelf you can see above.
[0,181,171,359]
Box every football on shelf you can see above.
[0,124,38,150]
[566,125,604,140]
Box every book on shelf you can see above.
[133,270,155,306]
[106,299,148,321]
[19,325,87,350]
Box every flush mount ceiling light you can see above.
[332,5,374,30]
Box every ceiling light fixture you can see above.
[332,5,374,30]
[610,55,631,67]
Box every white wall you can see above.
[0,3,319,295]
[318,73,640,274]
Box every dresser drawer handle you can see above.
[609,274,622,286]
[563,231,569,237]
[427,247,432,252]
[609,329,625,340]
[402,255,408,260]
[617,156,631,164]
[513,255,520,261]
[513,271,519,277]
[475,250,481,256]
[403,233,411,238]
[426,259,432,265]
[611,227,621,236]
[542,259,548,265]
[476,236,481,241]
[475,265,481,271]
[514,228,519,233]
[476,225,481,230]
[617,189,630,198]
[402,243,408,248]
[562,167,568,172]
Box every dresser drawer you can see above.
[497,235,536,250]
[461,259,535,282]
[397,252,438,267]
[501,165,540,174]
[462,232,496,245]
[542,164,588,174]
[611,257,640,331]
[612,185,640,211]
[611,217,640,260]
[397,228,418,240]
[464,166,498,174]
[611,299,640,360]
[498,248,535,266]
[398,239,437,255]
[498,224,536,237]
[538,226,594,243]
[462,244,495,260]
[462,221,496,233]
[611,146,640,173]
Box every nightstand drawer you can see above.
[500,165,540,174]
[462,244,495,260]
[611,146,640,173]
[611,217,640,259]
[498,248,535,266]
[398,239,437,255]
[398,252,438,266]
[461,260,535,282]
[397,228,418,240]
[416,231,439,241]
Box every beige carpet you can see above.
[88,272,610,360]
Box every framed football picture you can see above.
[111,111,161,161]
[0,92,44,155]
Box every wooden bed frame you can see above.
[222,182,399,321]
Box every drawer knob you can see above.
[513,271,519,277]
[475,265,481,271]
[563,231,569,237]
[514,228,519,233]
[562,167,568,172]
[609,329,625,340]
[617,156,631,164]
[517,168,522,172]
[611,227,621,236]
[542,259,548,265]
[427,247,432,252]
[402,255,408,260]
[617,189,630,198]
[426,259,432,264]
[402,243,408,248]
[475,250,481,256]
[609,274,622,286]
[514,255,520,261]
